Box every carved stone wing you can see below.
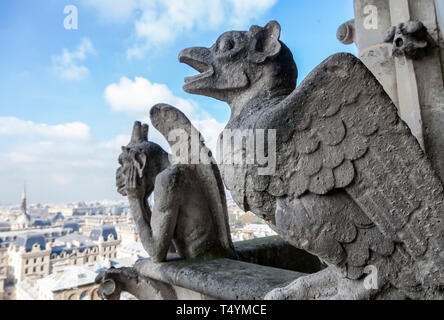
[149,103,235,257]
[263,53,443,284]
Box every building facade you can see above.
[2,225,120,284]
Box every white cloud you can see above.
[52,38,96,80]
[51,174,73,186]
[0,117,128,203]
[82,0,139,22]
[229,0,279,27]
[104,76,196,117]
[83,0,277,58]
[98,134,132,150]
[104,76,226,153]
[0,117,92,140]
[0,89,226,203]
[194,118,226,154]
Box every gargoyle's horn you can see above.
[131,121,143,143]
[142,124,149,141]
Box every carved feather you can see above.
[245,53,443,286]
[269,54,444,283]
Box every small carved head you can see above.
[116,121,168,198]
[179,21,298,103]
[384,20,436,59]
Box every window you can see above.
[26,259,29,265]
[79,291,88,300]
[41,266,44,271]
[33,267,36,273]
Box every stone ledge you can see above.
[134,257,306,300]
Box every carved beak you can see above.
[179,47,214,94]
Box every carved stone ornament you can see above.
[384,20,437,59]
[179,20,444,299]
[99,20,443,300]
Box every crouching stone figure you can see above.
[96,104,235,299]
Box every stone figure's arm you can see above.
[127,167,180,263]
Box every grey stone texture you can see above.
[180,20,444,299]
[338,0,444,185]
[384,20,437,59]
[115,115,235,263]
[100,10,444,300]
[97,255,306,300]
[234,236,324,274]
[95,236,324,300]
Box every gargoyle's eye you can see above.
[219,38,234,52]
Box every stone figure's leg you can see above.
[147,169,181,262]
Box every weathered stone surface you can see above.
[116,114,235,263]
[234,236,325,274]
[384,20,437,59]
[338,0,444,185]
[96,237,318,300]
[95,266,178,300]
[180,20,444,299]
[134,257,305,300]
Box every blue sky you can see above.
[0,0,355,204]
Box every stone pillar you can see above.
[389,0,425,150]
[436,0,444,37]
[338,0,444,182]
[435,0,444,106]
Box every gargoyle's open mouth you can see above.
[179,47,214,90]
[183,63,213,85]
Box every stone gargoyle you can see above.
[383,20,437,59]
[96,106,235,299]
[178,20,444,299]
[117,107,235,262]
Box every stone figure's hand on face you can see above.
[117,146,149,200]
[116,166,127,196]
[124,164,141,198]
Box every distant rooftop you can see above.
[117,241,148,259]
[0,222,11,231]
[55,233,89,244]
[0,227,72,248]
[14,233,46,252]
[0,227,68,239]
[61,221,80,232]
[37,266,97,292]
[89,225,118,242]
